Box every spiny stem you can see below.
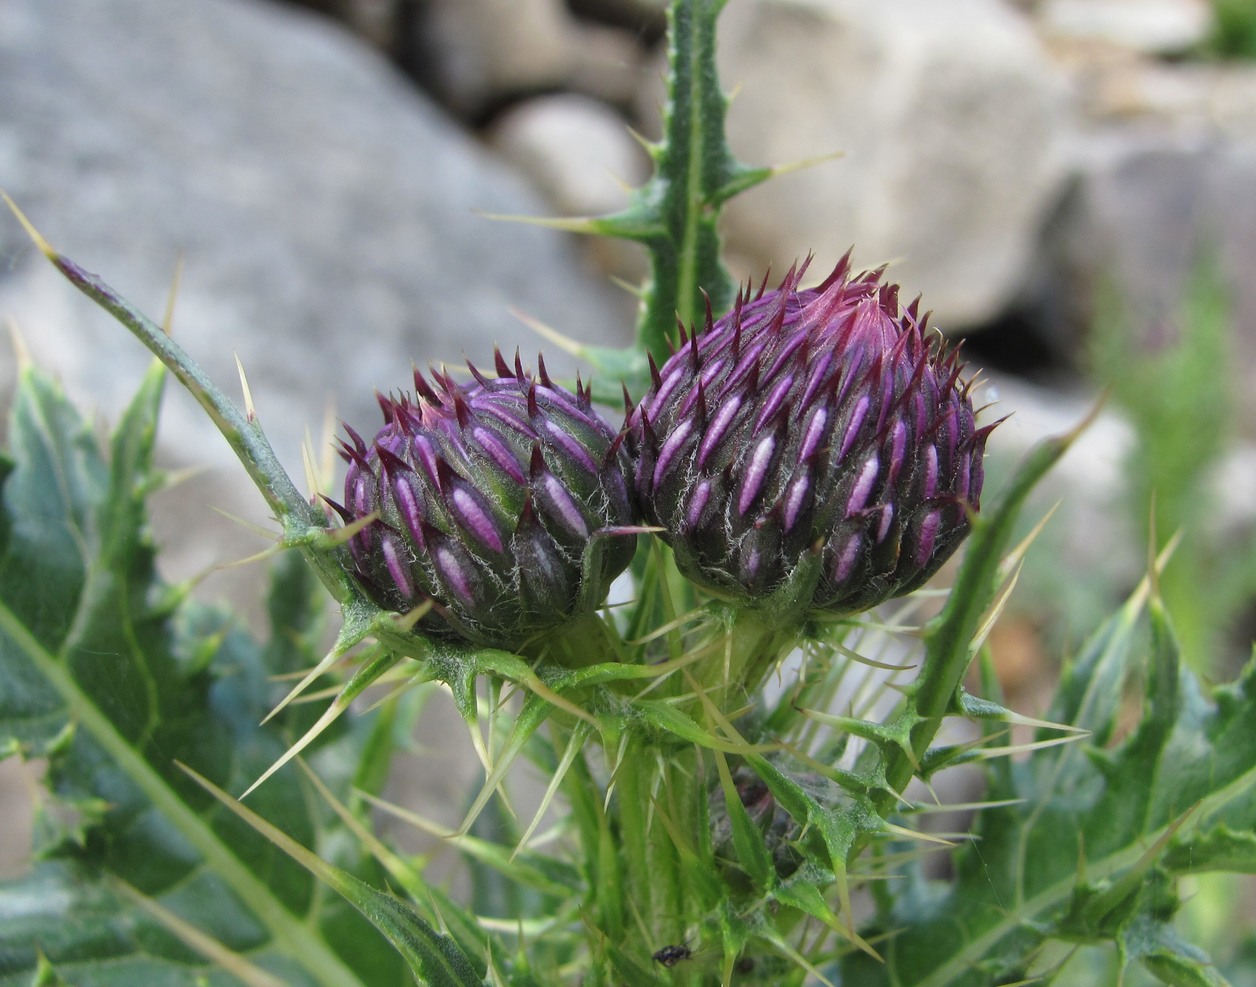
[869,425,1086,828]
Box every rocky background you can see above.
[3,0,1256,876]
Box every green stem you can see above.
[44,248,367,611]
[633,0,740,361]
[532,612,622,669]
[615,737,659,936]
[566,743,626,980]
[693,604,804,704]
[617,733,701,971]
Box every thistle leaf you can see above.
[3,195,369,615]
[840,578,1256,986]
[181,764,486,987]
[0,365,408,986]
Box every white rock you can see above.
[1039,0,1213,55]
[491,95,646,217]
[413,0,644,117]
[416,0,575,112]
[1017,122,1256,427]
[707,0,1071,329]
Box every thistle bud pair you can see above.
[336,257,991,650]
[332,353,636,649]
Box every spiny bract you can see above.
[628,255,994,616]
[333,352,637,649]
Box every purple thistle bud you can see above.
[335,353,637,648]
[628,256,995,616]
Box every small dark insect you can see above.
[652,943,692,968]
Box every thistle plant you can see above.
[4,2,1256,986]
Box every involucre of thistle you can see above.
[628,255,995,616]
[332,352,637,649]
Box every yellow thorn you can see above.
[768,148,847,179]
[259,646,342,725]
[113,880,289,987]
[832,640,918,671]
[161,463,211,490]
[207,505,282,544]
[880,820,957,847]
[1147,491,1164,602]
[234,353,256,423]
[241,695,348,798]
[2,190,58,260]
[301,439,320,503]
[609,274,647,300]
[625,125,656,154]
[212,543,282,572]
[511,722,588,862]
[473,210,600,234]
[6,317,32,372]
[162,255,184,336]
[318,397,338,490]
[508,307,587,358]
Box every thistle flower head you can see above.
[629,255,994,616]
[333,351,636,649]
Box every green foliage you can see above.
[0,364,419,986]
[1089,258,1254,671]
[1204,0,1256,60]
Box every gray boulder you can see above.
[0,0,632,605]
[406,0,644,119]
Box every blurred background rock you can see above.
[4,0,1256,907]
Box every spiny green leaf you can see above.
[1123,914,1229,987]
[842,573,1256,986]
[1162,826,1256,875]
[0,365,406,987]
[183,760,487,987]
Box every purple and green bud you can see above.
[629,255,994,617]
[332,352,637,649]
[710,763,804,879]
